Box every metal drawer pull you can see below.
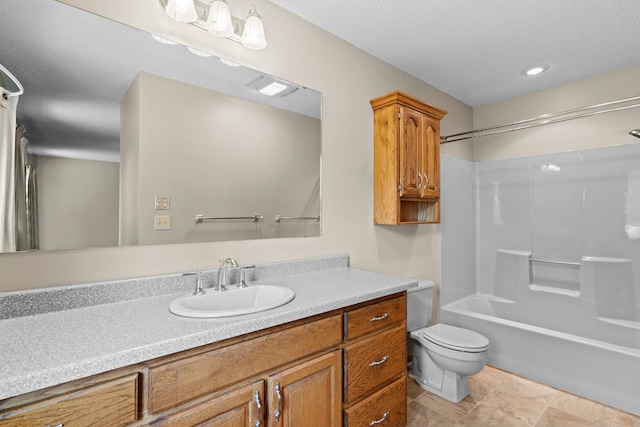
[369,356,389,366]
[370,313,389,322]
[417,173,422,189]
[274,382,282,422]
[254,390,262,427]
[47,424,64,427]
[370,412,389,425]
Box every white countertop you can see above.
[0,267,416,400]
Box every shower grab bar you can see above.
[275,215,320,222]
[529,258,580,266]
[195,214,263,223]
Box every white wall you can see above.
[473,65,640,161]
[0,0,472,292]
[37,156,119,251]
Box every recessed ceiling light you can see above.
[151,34,178,45]
[220,58,242,67]
[187,47,212,57]
[521,64,550,76]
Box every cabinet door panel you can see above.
[422,119,440,197]
[149,380,264,427]
[267,351,342,427]
[399,107,423,197]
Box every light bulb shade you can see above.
[165,0,198,23]
[241,6,267,50]
[206,0,234,38]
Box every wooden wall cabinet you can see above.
[371,91,447,224]
[0,294,407,427]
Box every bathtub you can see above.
[441,294,640,416]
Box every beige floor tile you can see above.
[407,400,457,427]
[413,389,479,422]
[482,375,556,424]
[407,376,425,400]
[468,365,508,402]
[614,410,640,427]
[456,402,534,427]
[536,391,617,427]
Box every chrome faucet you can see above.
[216,258,239,291]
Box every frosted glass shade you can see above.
[206,0,234,38]
[165,0,197,23]
[241,6,267,50]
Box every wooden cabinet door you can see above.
[420,117,440,198]
[398,106,423,198]
[267,351,342,427]
[149,380,264,427]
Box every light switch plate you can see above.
[155,196,170,210]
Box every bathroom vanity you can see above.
[0,257,415,426]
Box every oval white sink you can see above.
[169,285,295,318]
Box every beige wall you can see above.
[0,0,472,292]
[122,72,321,245]
[473,65,640,161]
[37,156,119,251]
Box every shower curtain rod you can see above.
[0,64,24,97]
[441,95,640,144]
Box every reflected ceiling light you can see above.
[159,0,267,51]
[241,5,267,50]
[521,64,550,76]
[247,75,297,97]
[187,47,212,57]
[220,58,242,67]
[165,0,197,23]
[151,34,178,45]
[206,0,233,38]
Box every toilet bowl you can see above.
[407,281,489,402]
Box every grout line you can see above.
[531,388,558,426]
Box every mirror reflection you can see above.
[0,0,322,253]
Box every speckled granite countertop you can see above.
[0,260,416,400]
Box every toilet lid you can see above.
[421,324,490,352]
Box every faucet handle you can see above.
[238,265,256,288]
[187,271,205,295]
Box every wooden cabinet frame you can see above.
[372,91,447,224]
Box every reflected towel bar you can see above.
[275,215,320,222]
[530,258,580,266]
[195,214,263,223]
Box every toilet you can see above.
[407,280,490,403]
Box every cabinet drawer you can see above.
[148,314,342,413]
[344,294,406,341]
[343,324,406,403]
[0,374,138,427]
[344,376,406,427]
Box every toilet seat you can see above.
[420,324,489,353]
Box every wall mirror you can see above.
[0,0,322,253]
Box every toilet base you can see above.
[408,369,470,403]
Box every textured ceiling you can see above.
[270,0,640,107]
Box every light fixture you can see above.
[220,58,242,67]
[206,0,233,38]
[241,5,267,50]
[165,0,197,23]
[521,64,550,76]
[159,0,267,51]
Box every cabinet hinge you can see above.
[397,183,402,193]
[397,111,401,120]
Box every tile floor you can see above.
[407,365,640,426]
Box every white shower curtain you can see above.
[0,87,17,252]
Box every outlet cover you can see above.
[154,215,171,230]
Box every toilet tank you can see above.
[407,280,434,331]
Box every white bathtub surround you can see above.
[0,255,417,400]
[440,145,640,416]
